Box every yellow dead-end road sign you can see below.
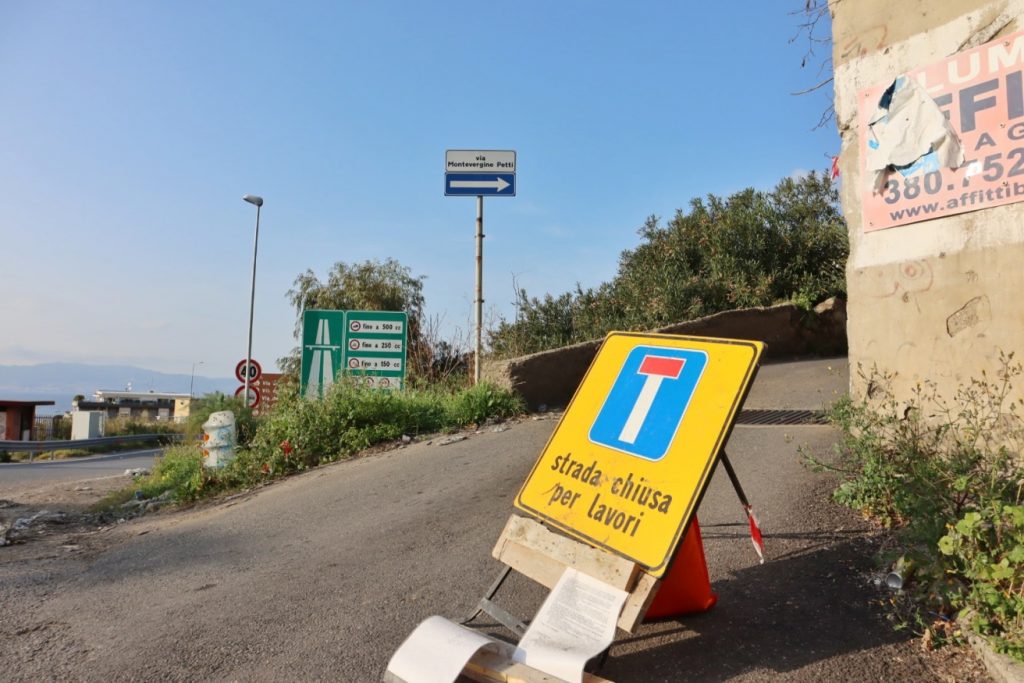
[515,332,763,577]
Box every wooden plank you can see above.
[491,514,657,632]
[617,570,660,633]
[492,516,638,591]
[494,536,567,590]
[461,642,614,683]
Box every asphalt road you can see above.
[0,358,987,681]
[0,449,161,492]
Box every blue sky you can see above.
[0,1,836,379]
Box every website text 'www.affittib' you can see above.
[885,183,1024,221]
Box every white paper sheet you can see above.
[513,568,629,683]
[866,75,965,192]
[385,615,499,683]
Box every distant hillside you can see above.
[0,363,237,414]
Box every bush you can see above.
[248,379,523,474]
[104,417,186,437]
[939,505,1024,659]
[139,445,205,501]
[94,444,205,510]
[105,380,525,505]
[445,381,525,426]
[52,416,72,440]
[820,354,1024,658]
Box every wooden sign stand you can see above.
[456,448,760,683]
[386,447,758,683]
[454,514,661,683]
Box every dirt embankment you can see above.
[0,474,140,562]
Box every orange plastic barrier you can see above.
[644,517,717,620]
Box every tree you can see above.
[791,0,834,129]
[613,170,846,325]
[277,258,429,382]
[286,258,425,333]
[488,171,848,357]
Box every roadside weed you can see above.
[98,380,524,508]
[817,353,1024,659]
[92,444,205,510]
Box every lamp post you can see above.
[242,194,263,407]
[190,361,204,398]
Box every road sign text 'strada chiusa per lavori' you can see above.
[545,453,674,538]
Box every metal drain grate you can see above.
[735,409,829,426]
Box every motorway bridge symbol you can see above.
[301,310,344,399]
[588,346,708,461]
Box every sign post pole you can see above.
[444,150,516,385]
[241,195,264,405]
[475,195,484,384]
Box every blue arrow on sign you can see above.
[445,173,516,196]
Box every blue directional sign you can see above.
[589,346,708,461]
[445,150,516,197]
[445,173,515,196]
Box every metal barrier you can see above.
[0,433,183,456]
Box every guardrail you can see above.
[0,433,183,457]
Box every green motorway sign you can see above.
[300,309,408,398]
[301,309,345,399]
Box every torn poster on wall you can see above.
[865,77,965,193]
[859,29,1024,231]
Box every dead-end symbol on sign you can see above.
[619,356,685,444]
[589,346,708,462]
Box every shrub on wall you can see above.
[489,171,847,358]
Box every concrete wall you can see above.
[483,299,846,410]
[832,0,1024,404]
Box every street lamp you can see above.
[190,361,204,398]
[242,194,263,407]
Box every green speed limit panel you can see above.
[343,310,408,389]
